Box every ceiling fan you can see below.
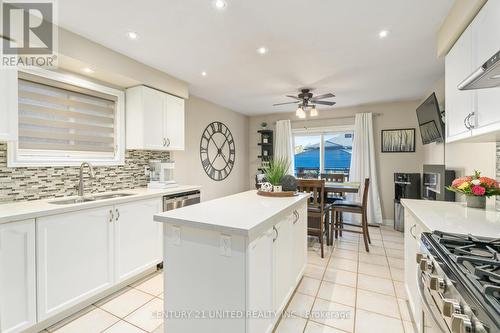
[273,88,336,118]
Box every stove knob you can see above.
[451,314,472,333]
[416,253,425,264]
[420,259,433,272]
[429,276,446,292]
[442,299,461,317]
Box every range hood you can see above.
[458,50,500,90]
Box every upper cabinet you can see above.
[126,85,185,151]
[0,67,18,142]
[445,0,500,143]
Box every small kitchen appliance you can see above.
[422,165,455,202]
[393,173,421,232]
[417,231,500,333]
[148,159,177,189]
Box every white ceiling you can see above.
[58,0,454,115]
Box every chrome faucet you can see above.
[78,162,95,197]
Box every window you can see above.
[293,126,354,178]
[8,68,125,167]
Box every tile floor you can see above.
[275,225,416,333]
[39,226,414,333]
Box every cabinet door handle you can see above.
[273,226,278,242]
[166,138,170,147]
[410,224,416,240]
[468,112,475,129]
[293,210,299,224]
[108,209,114,223]
[464,114,471,130]
[162,138,167,147]
[115,208,120,221]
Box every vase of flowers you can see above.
[447,171,500,209]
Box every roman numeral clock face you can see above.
[199,121,235,181]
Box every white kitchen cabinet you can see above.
[0,220,36,333]
[247,229,274,333]
[445,25,476,143]
[114,198,163,283]
[471,0,500,133]
[36,207,115,320]
[0,67,18,142]
[126,85,185,151]
[273,217,293,311]
[291,206,307,284]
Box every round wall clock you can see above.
[199,121,236,181]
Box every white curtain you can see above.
[274,120,295,175]
[349,113,383,224]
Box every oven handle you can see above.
[417,272,448,333]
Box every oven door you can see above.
[417,272,450,333]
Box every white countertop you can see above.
[401,199,500,237]
[0,185,201,224]
[154,190,309,237]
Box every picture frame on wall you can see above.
[381,128,416,153]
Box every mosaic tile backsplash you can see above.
[0,143,170,203]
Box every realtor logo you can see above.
[1,0,58,67]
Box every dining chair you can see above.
[331,178,371,252]
[297,179,331,258]
[297,173,317,179]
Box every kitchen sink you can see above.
[50,193,135,205]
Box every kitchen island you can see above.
[153,190,309,333]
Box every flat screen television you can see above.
[416,93,445,145]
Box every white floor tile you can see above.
[390,268,405,282]
[124,298,164,332]
[331,248,358,261]
[304,320,346,333]
[356,289,400,319]
[310,298,355,332]
[383,241,404,250]
[328,258,357,273]
[102,320,146,333]
[274,315,307,333]
[360,245,385,255]
[323,268,357,287]
[398,298,413,322]
[385,248,404,259]
[132,273,164,296]
[402,320,417,333]
[355,309,405,333]
[52,307,119,333]
[297,277,322,297]
[334,242,358,252]
[308,252,331,267]
[393,281,408,300]
[357,261,391,279]
[358,253,388,266]
[357,274,395,296]
[388,257,405,269]
[286,292,316,319]
[99,287,154,318]
[304,264,326,280]
[317,281,356,306]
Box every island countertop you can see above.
[154,190,309,237]
[401,199,500,237]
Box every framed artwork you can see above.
[381,128,416,153]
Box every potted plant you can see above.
[263,158,290,192]
[446,170,500,209]
[260,121,268,129]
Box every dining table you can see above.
[324,181,361,194]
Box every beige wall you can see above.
[249,101,425,223]
[174,96,250,201]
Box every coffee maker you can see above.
[148,160,177,189]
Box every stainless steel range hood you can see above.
[458,50,500,90]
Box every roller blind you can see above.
[17,76,117,154]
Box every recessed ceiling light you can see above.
[127,31,139,40]
[201,71,207,77]
[82,67,94,74]
[378,30,389,38]
[213,0,227,10]
[257,47,268,55]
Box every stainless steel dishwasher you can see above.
[163,190,201,211]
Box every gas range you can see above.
[418,231,500,333]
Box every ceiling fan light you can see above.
[296,107,306,119]
[310,107,318,117]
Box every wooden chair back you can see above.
[297,179,325,210]
[361,178,370,211]
[321,173,345,182]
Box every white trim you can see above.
[292,125,355,135]
[8,67,125,167]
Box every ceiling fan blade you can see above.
[272,101,300,106]
[310,93,335,101]
[313,101,336,106]
[285,95,301,100]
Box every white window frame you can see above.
[8,67,125,167]
[292,125,355,174]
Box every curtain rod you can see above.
[274,112,382,124]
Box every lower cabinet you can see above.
[114,198,163,283]
[36,207,115,320]
[247,203,308,333]
[36,198,163,321]
[0,220,36,333]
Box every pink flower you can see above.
[452,177,472,187]
[471,185,486,196]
